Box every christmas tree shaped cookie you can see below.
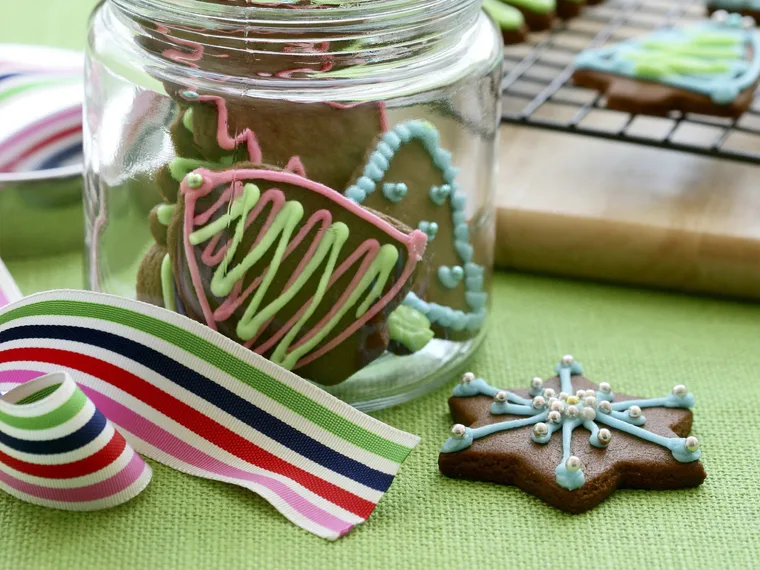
[138,167,427,386]
[439,356,706,513]
[573,13,760,117]
[344,121,487,341]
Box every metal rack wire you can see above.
[500,0,760,165]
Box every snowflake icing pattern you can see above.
[440,355,702,490]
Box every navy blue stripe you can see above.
[0,409,105,455]
[37,141,83,170]
[0,73,21,83]
[0,326,393,492]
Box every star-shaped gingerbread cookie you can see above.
[438,356,706,513]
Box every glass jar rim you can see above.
[114,0,480,29]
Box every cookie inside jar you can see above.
[85,0,503,408]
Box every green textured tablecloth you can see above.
[3,3,760,568]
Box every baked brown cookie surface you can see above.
[439,356,706,513]
[573,14,760,118]
[138,166,427,386]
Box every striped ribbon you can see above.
[0,259,22,308]
[0,290,420,539]
[0,45,83,174]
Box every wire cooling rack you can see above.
[500,0,760,165]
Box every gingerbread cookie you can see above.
[344,120,487,341]
[483,0,529,45]
[171,90,387,192]
[573,13,760,118]
[556,0,585,19]
[137,166,427,385]
[708,5,760,24]
[439,356,706,513]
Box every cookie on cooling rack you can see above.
[483,0,529,45]
[707,3,760,24]
[572,12,760,118]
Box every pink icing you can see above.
[284,156,306,177]
[181,92,264,164]
[180,168,427,370]
[157,24,204,68]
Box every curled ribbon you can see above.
[0,290,420,540]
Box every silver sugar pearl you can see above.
[550,401,564,413]
[581,407,596,421]
[543,388,556,399]
[548,410,562,424]
[566,456,581,472]
[584,396,597,409]
[742,15,756,29]
[598,428,612,444]
[712,9,729,22]
[451,424,467,438]
[685,436,700,453]
[575,390,586,399]
[566,405,580,418]
[672,384,688,398]
[533,422,549,437]
[598,401,612,414]
[561,354,574,366]
[461,372,475,384]
[628,405,642,419]
[530,377,544,390]
[494,390,508,403]
[559,392,569,401]
[532,396,546,409]
[599,382,611,393]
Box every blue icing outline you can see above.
[574,19,760,105]
[440,357,701,491]
[344,119,487,332]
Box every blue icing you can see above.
[382,182,408,203]
[440,427,474,453]
[370,151,389,170]
[429,185,451,206]
[418,221,438,241]
[455,241,474,263]
[573,19,760,105]
[441,356,702,491]
[438,265,464,289]
[454,224,469,241]
[465,291,488,310]
[555,462,585,491]
[345,119,488,334]
[452,211,467,226]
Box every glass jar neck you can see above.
[108,0,483,86]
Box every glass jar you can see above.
[84,0,502,410]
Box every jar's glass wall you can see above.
[84,0,502,410]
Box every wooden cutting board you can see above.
[494,122,760,300]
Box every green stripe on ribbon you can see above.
[0,385,86,430]
[0,78,78,104]
[16,383,60,405]
[0,300,413,463]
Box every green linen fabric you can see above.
[2,2,759,568]
[4,251,759,569]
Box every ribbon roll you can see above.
[0,290,420,540]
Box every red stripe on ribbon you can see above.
[0,430,127,479]
[0,347,376,519]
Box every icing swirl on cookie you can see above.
[180,168,427,370]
